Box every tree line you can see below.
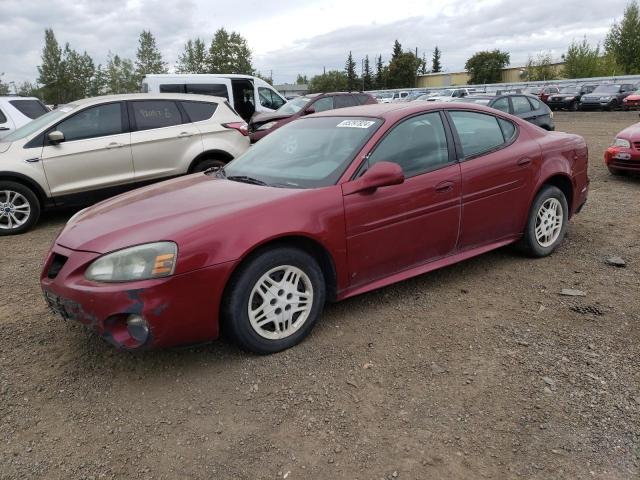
[307,42,442,93]
[0,27,259,105]
[464,1,640,84]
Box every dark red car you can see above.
[249,92,377,142]
[604,122,640,175]
[526,86,560,104]
[41,102,589,354]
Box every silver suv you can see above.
[0,93,250,235]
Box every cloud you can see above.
[0,0,629,87]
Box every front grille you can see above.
[634,142,640,151]
[47,253,68,279]
[611,158,640,169]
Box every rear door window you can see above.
[334,95,358,109]
[491,97,510,113]
[355,94,371,105]
[180,101,217,122]
[9,100,48,119]
[185,84,229,99]
[130,100,184,131]
[449,111,507,158]
[0,108,7,124]
[312,97,334,112]
[511,96,533,115]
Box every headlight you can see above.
[85,242,177,283]
[613,138,631,148]
[600,96,611,101]
[565,96,575,101]
[257,121,278,131]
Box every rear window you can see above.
[180,101,217,122]
[159,84,185,94]
[131,100,184,131]
[9,100,48,119]
[355,94,372,105]
[334,95,358,108]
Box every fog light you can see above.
[126,315,149,343]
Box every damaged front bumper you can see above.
[40,244,236,350]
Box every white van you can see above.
[142,74,287,122]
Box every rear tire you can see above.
[518,185,568,258]
[0,181,41,236]
[569,101,578,112]
[191,158,227,173]
[222,247,326,354]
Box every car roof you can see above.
[310,101,519,121]
[69,93,226,106]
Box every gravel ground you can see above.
[1,111,639,480]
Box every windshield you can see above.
[224,117,383,188]
[275,96,312,115]
[593,84,620,94]
[457,97,492,105]
[429,90,451,97]
[559,86,579,94]
[1,105,76,142]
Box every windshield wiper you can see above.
[227,175,269,186]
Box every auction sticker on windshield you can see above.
[336,120,376,129]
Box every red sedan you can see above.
[41,103,589,354]
[622,90,640,110]
[604,121,640,175]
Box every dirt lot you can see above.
[1,111,639,480]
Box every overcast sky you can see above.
[0,0,629,87]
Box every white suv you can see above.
[0,93,249,235]
[0,96,50,138]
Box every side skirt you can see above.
[336,236,520,301]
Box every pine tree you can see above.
[345,51,357,91]
[392,40,403,61]
[375,55,385,89]
[432,46,442,73]
[207,28,253,74]
[105,52,138,94]
[135,30,167,81]
[420,53,428,75]
[0,74,10,95]
[176,39,208,73]
[605,0,640,74]
[37,29,64,104]
[362,55,373,91]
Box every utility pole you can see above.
[361,58,365,92]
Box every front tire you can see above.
[191,158,227,173]
[0,181,41,236]
[222,247,326,354]
[569,101,578,112]
[519,185,568,257]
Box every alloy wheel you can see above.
[534,198,563,248]
[248,265,314,340]
[0,190,31,230]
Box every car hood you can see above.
[625,94,640,100]
[251,112,292,125]
[56,174,308,254]
[617,122,640,141]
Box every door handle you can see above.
[435,181,454,193]
[106,142,125,149]
[0,127,10,131]
[517,157,532,167]
[177,132,194,138]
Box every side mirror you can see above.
[303,106,316,115]
[48,131,65,145]
[343,161,404,195]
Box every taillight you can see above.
[222,122,249,136]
